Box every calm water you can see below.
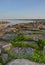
[0,19,33,26]
[0,19,45,26]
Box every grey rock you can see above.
[6,59,45,65]
[11,47,34,55]
[43,46,45,55]
[2,34,16,41]
[2,53,8,63]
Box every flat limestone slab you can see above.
[6,59,45,65]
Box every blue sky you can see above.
[0,0,45,19]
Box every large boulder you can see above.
[6,59,45,65]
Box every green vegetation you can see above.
[1,33,45,64]
[30,39,45,63]
[11,41,38,49]
[30,50,45,63]
[11,34,38,49]
[10,34,45,63]
[0,21,45,65]
[4,49,45,64]
[37,39,45,50]
[0,56,2,63]
[31,31,42,34]
[0,56,2,65]
[12,34,34,41]
[0,63,2,65]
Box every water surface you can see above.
[0,19,33,26]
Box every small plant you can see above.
[11,40,38,49]
[13,34,34,41]
[0,63,2,65]
[30,50,45,63]
[10,34,45,63]
[37,39,45,50]
[0,56,2,63]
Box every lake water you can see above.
[0,19,33,26]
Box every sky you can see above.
[0,0,45,19]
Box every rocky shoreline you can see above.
[0,21,45,65]
[0,21,9,24]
